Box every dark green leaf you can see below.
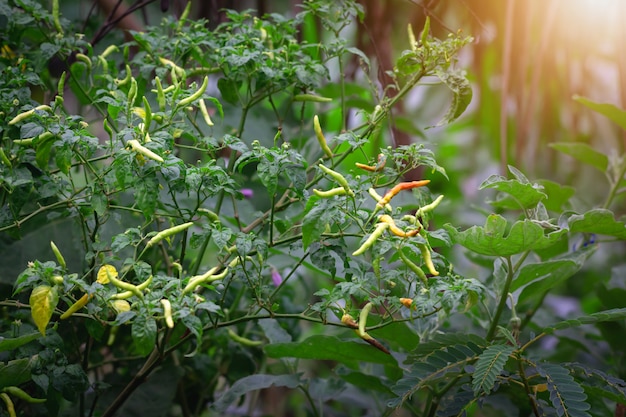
[264,335,397,369]
[472,344,514,395]
[212,374,301,413]
[132,316,157,356]
[511,246,594,293]
[217,77,240,104]
[542,308,626,334]
[537,362,591,417]
[302,196,331,250]
[550,142,608,173]
[0,330,40,353]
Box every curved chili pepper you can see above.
[377,180,430,208]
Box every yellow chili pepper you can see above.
[313,187,347,198]
[160,299,174,328]
[378,214,419,238]
[60,293,91,319]
[127,139,164,163]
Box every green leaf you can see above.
[29,285,58,336]
[573,95,626,131]
[537,362,591,417]
[132,316,157,356]
[35,134,55,170]
[444,215,567,257]
[434,69,472,127]
[211,374,301,413]
[0,357,34,390]
[542,308,626,335]
[568,209,626,239]
[511,246,595,294]
[480,173,547,210]
[336,367,393,395]
[537,179,575,212]
[301,196,330,250]
[550,142,608,173]
[568,363,626,405]
[472,344,514,396]
[135,175,159,220]
[0,330,40,352]
[264,335,397,369]
[217,77,240,105]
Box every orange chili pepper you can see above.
[377,180,430,208]
[356,153,386,172]
[399,298,415,309]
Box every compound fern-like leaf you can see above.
[537,363,591,417]
[542,308,626,335]
[472,344,514,396]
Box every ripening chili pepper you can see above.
[0,393,16,417]
[368,188,392,212]
[127,139,164,163]
[60,293,91,319]
[399,298,416,309]
[398,249,428,285]
[419,243,439,276]
[318,164,354,196]
[199,99,214,126]
[8,105,52,125]
[353,223,389,256]
[378,214,419,238]
[314,115,333,159]
[293,94,332,103]
[160,299,174,328]
[355,153,386,172]
[178,76,208,108]
[313,187,347,198]
[377,180,430,208]
[355,302,390,354]
[146,222,193,248]
[2,386,46,404]
[341,313,358,329]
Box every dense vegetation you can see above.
[1,1,625,416]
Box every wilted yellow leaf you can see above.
[29,285,58,336]
[97,265,118,284]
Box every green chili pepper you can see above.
[2,386,46,404]
[8,105,52,125]
[50,241,66,269]
[227,328,263,347]
[154,76,166,111]
[160,299,174,328]
[142,97,152,134]
[313,187,347,198]
[318,164,354,196]
[294,94,332,103]
[0,392,16,417]
[127,139,164,163]
[178,76,208,108]
[352,223,389,256]
[314,115,333,159]
[146,222,193,248]
[398,248,428,286]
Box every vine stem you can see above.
[486,256,514,341]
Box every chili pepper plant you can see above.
[1,1,626,416]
